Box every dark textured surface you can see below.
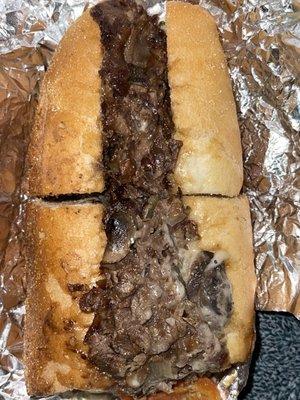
[83,1,233,396]
[240,312,300,400]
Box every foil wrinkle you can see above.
[0,0,299,399]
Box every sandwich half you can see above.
[25,1,243,198]
[25,196,255,397]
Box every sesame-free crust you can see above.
[25,11,104,196]
[167,2,243,196]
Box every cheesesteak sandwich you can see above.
[24,1,256,399]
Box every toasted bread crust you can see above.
[167,2,243,196]
[25,11,104,196]
[24,201,111,395]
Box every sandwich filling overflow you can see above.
[78,0,233,396]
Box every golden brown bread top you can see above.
[167,1,243,196]
[25,11,104,196]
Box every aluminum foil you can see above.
[0,0,299,399]
[198,0,300,317]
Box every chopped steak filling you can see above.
[79,0,232,396]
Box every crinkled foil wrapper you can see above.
[0,0,299,398]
